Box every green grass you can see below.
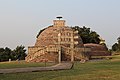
[0,55,120,80]
[0,61,55,69]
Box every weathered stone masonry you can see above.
[26,18,90,62]
[25,18,110,62]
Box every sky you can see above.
[0,0,120,49]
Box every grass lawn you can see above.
[0,55,120,80]
[0,61,55,69]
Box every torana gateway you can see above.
[25,17,110,62]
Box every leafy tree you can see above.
[4,47,12,60]
[4,47,12,57]
[0,48,4,52]
[117,37,120,50]
[112,43,118,51]
[0,46,27,62]
[0,48,5,62]
[89,31,100,44]
[0,47,12,62]
[72,26,100,44]
[13,45,27,60]
[112,36,120,52]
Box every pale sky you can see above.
[0,0,120,49]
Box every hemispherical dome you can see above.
[35,26,84,48]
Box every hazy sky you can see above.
[0,0,120,49]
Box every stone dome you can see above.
[26,19,88,62]
[35,21,84,48]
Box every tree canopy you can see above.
[0,45,27,62]
[13,45,27,60]
[72,26,100,44]
[0,47,12,62]
[112,37,120,52]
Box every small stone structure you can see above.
[25,18,90,62]
[84,43,111,56]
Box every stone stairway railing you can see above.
[26,48,45,62]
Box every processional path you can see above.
[0,62,73,74]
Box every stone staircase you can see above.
[26,46,59,62]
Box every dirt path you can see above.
[0,62,73,74]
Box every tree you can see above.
[0,48,5,62]
[0,47,12,62]
[89,31,100,44]
[112,43,118,51]
[72,26,100,44]
[112,36,120,52]
[117,37,120,50]
[0,46,27,62]
[0,48,4,52]
[13,45,27,60]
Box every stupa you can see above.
[25,17,90,62]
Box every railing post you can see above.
[71,31,74,62]
[58,33,61,63]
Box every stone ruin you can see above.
[25,17,110,62]
[25,18,91,62]
[84,43,111,57]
